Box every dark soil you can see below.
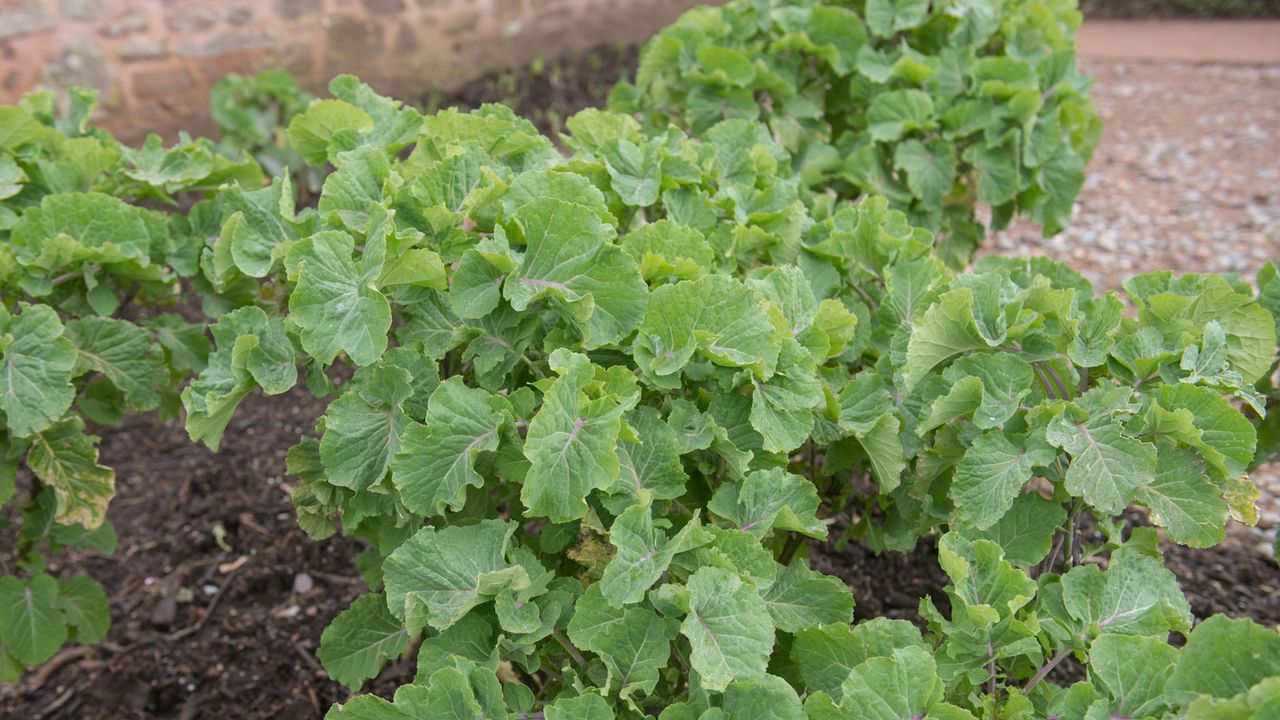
[0,388,388,720]
[5,42,1280,720]
[423,45,639,140]
[1080,0,1280,18]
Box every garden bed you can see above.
[5,30,1280,720]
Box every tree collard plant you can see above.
[210,70,328,197]
[0,89,261,678]
[610,0,1102,266]
[180,77,1279,718]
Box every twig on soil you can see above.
[306,569,366,586]
[22,645,96,692]
[293,640,325,676]
[169,565,246,641]
[36,686,79,720]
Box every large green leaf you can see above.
[1167,615,1280,701]
[680,566,774,692]
[289,230,391,366]
[382,520,521,633]
[502,198,647,348]
[634,274,780,379]
[319,364,412,491]
[1060,547,1191,636]
[1046,413,1156,516]
[0,303,77,437]
[65,317,167,412]
[318,592,411,691]
[521,351,636,522]
[0,574,66,666]
[392,377,506,516]
[950,431,1056,530]
[600,499,701,607]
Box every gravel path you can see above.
[988,58,1280,553]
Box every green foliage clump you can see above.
[0,89,261,678]
[210,70,327,195]
[610,0,1102,265]
[179,76,1279,719]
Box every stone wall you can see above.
[0,0,710,140]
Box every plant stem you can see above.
[1023,646,1073,694]
[779,533,804,565]
[552,628,586,669]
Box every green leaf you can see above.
[750,338,823,453]
[960,493,1066,567]
[55,575,109,645]
[837,373,906,492]
[1089,634,1179,718]
[448,250,504,320]
[1046,413,1156,516]
[591,606,675,704]
[1069,295,1125,367]
[635,274,780,379]
[866,0,931,37]
[182,306,296,451]
[10,192,155,268]
[950,431,1056,530]
[27,417,114,529]
[66,317,167,412]
[601,499,700,607]
[1155,383,1256,480]
[791,619,924,701]
[867,90,935,142]
[289,230,392,366]
[521,351,636,522]
[383,520,521,633]
[502,198,647,348]
[318,146,391,233]
[1060,547,1191,636]
[603,138,662,207]
[546,694,615,720]
[0,155,27,199]
[762,562,854,633]
[319,364,412,491]
[218,176,296,279]
[318,592,411,691]
[1135,444,1227,548]
[0,574,67,666]
[902,287,988,390]
[288,99,374,166]
[610,406,688,510]
[708,467,825,539]
[621,220,715,282]
[681,566,774,692]
[1167,615,1280,701]
[893,139,957,207]
[722,674,806,720]
[966,135,1020,206]
[392,377,505,516]
[839,645,943,720]
[0,303,77,437]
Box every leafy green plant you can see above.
[181,76,1279,718]
[610,0,1102,265]
[210,70,326,196]
[0,89,261,678]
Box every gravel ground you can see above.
[988,59,1280,554]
